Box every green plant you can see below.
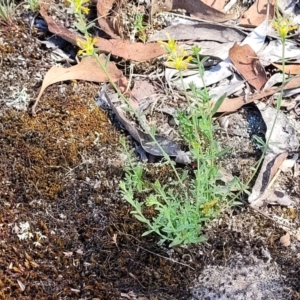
[24,0,39,11]
[67,0,238,247]
[118,41,238,247]
[132,12,148,43]
[0,0,15,25]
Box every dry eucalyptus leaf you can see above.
[249,152,289,206]
[149,23,246,43]
[97,0,120,39]
[172,61,233,90]
[239,0,275,27]
[32,56,123,116]
[280,232,291,247]
[241,18,269,53]
[229,43,267,91]
[215,73,300,115]
[272,63,300,75]
[211,86,278,113]
[248,101,300,206]
[277,0,296,14]
[257,102,299,154]
[263,73,287,90]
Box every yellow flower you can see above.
[167,49,193,70]
[158,34,177,54]
[272,16,298,40]
[158,34,193,70]
[68,0,90,15]
[202,199,218,215]
[76,36,98,56]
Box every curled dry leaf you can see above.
[249,152,289,206]
[97,0,121,39]
[213,73,300,114]
[104,91,181,157]
[32,56,123,116]
[280,232,291,247]
[211,86,278,113]
[239,0,275,27]
[94,39,166,61]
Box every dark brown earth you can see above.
[0,2,300,300]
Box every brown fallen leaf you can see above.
[94,38,166,61]
[39,1,82,45]
[272,63,300,75]
[201,0,227,11]
[229,43,267,91]
[239,0,275,27]
[213,86,279,114]
[151,0,235,23]
[97,0,120,39]
[280,232,291,247]
[284,75,300,89]
[249,152,289,206]
[32,56,123,116]
[213,75,300,114]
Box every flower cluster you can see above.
[76,36,98,56]
[272,16,298,40]
[68,0,90,15]
[158,34,193,71]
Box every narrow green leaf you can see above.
[142,229,154,236]
[134,214,148,224]
[211,93,226,115]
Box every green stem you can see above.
[231,37,287,204]
[92,53,189,193]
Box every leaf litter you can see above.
[1,0,300,298]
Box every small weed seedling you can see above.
[132,12,148,43]
[0,0,15,25]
